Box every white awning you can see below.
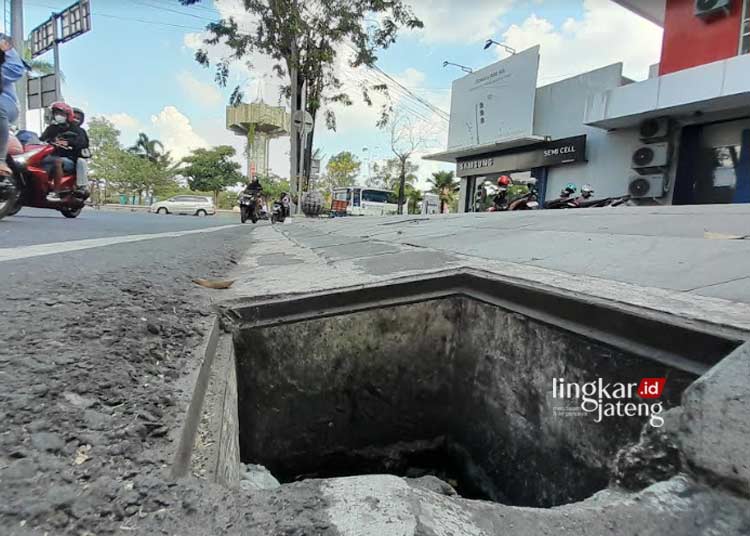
[611,0,665,26]
[423,135,547,163]
[585,53,750,130]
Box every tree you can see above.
[403,184,423,215]
[179,0,422,186]
[88,117,121,153]
[320,151,360,191]
[368,157,417,191]
[259,174,291,201]
[180,145,244,202]
[428,170,459,214]
[387,112,429,214]
[129,133,165,163]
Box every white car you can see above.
[150,195,216,216]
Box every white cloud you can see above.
[150,106,209,161]
[408,0,514,44]
[107,112,140,131]
[501,0,662,84]
[176,71,223,107]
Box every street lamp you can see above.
[484,39,516,55]
[442,60,473,73]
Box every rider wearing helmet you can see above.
[72,107,90,159]
[40,102,87,201]
[492,174,512,211]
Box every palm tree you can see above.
[404,184,423,214]
[428,170,459,214]
[129,133,165,163]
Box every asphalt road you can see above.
[0,207,260,534]
[0,207,243,248]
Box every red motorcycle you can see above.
[0,131,89,220]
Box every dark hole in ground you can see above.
[233,297,698,507]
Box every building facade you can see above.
[428,0,750,210]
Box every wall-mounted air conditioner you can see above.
[639,118,669,141]
[628,174,667,198]
[631,143,670,172]
[695,0,731,19]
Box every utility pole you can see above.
[296,80,306,214]
[10,0,25,129]
[289,61,298,217]
[51,11,61,100]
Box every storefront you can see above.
[457,136,587,212]
[673,117,750,204]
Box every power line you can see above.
[131,0,217,22]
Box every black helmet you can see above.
[72,107,85,126]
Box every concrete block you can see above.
[677,342,750,496]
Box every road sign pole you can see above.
[52,14,62,100]
[296,80,306,214]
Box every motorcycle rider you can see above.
[243,175,263,195]
[492,175,512,211]
[41,102,87,201]
[0,33,27,179]
[72,107,90,158]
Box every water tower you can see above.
[226,97,289,180]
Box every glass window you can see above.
[353,189,361,206]
[361,190,397,204]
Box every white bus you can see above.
[331,187,399,216]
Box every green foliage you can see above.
[181,145,244,201]
[259,175,291,201]
[179,0,422,189]
[92,146,175,198]
[88,117,121,153]
[428,170,459,214]
[129,132,167,164]
[321,151,361,191]
[367,158,417,191]
[402,183,423,214]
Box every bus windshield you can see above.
[362,190,397,204]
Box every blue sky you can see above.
[17,0,661,187]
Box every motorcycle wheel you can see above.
[251,211,258,224]
[60,207,82,218]
[7,200,22,216]
[271,214,277,224]
[240,206,248,223]
[0,175,20,220]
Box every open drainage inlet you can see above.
[233,296,704,507]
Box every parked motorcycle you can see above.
[507,180,540,210]
[239,191,260,223]
[544,183,579,209]
[270,193,290,224]
[0,131,90,220]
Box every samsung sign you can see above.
[456,136,586,177]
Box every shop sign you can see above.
[456,135,586,177]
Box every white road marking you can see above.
[0,224,243,262]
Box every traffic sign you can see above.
[30,0,92,58]
[292,110,313,131]
[27,74,59,110]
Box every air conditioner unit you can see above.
[628,174,666,198]
[631,142,670,171]
[639,117,669,141]
[695,0,731,19]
